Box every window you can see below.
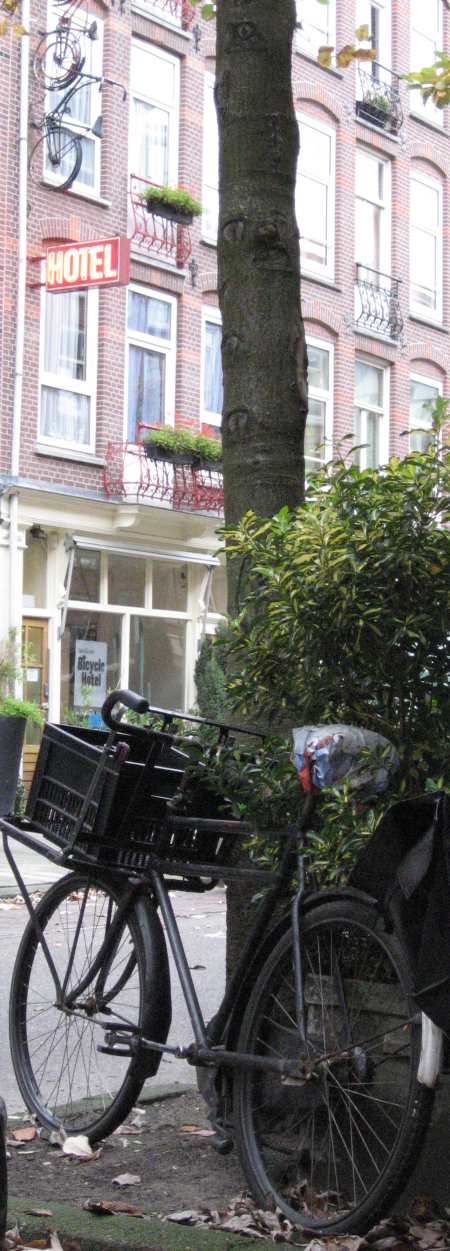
[296,114,335,280]
[355,0,391,71]
[354,357,389,469]
[130,41,179,186]
[202,73,219,242]
[410,0,443,125]
[45,6,103,194]
[305,337,333,473]
[296,0,336,58]
[410,374,440,452]
[355,148,390,278]
[39,287,98,451]
[410,172,443,321]
[127,287,176,442]
[202,307,223,426]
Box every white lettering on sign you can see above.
[74,640,107,708]
[46,237,129,292]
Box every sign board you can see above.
[74,640,107,708]
[46,236,130,293]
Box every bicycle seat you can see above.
[292,724,399,795]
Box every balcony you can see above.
[142,0,194,28]
[356,63,403,136]
[355,265,403,341]
[103,442,224,515]
[129,176,193,267]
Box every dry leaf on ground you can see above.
[23,1211,53,1218]
[179,1124,215,1137]
[112,1172,141,1187]
[11,1127,38,1143]
[83,1199,144,1217]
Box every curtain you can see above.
[132,99,169,185]
[204,322,223,416]
[41,386,90,445]
[127,345,165,440]
[44,290,87,380]
[128,291,171,339]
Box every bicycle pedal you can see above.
[211,1133,234,1155]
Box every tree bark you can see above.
[215,0,307,975]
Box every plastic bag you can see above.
[292,724,399,795]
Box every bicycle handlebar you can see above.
[102,689,149,730]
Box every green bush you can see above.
[144,426,222,463]
[217,411,450,879]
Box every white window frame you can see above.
[409,371,442,452]
[410,170,443,324]
[38,284,98,454]
[296,0,336,59]
[305,335,334,470]
[129,40,180,188]
[355,0,392,75]
[44,4,103,197]
[355,146,391,278]
[354,355,390,470]
[125,284,177,443]
[132,0,183,29]
[297,112,336,281]
[201,305,223,428]
[410,0,443,127]
[202,72,219,244]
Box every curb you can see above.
[8,1197,271,1251]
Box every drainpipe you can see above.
[10,3,30,652]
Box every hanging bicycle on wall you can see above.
[33,2,99,91]
[29,68,126,191]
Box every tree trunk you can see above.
[215,0,307,975]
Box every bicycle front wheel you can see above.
[29,126,83,192]
[34,30,82,89]
[10,871,156,1142]
[234,899,434,1234]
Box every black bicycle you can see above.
[34,5,98,91]
[1,690,441,1235]
[29,69,126,191]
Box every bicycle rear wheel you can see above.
[10,871,160,1142]
[34,30,82,89]
[234,899,434,1234]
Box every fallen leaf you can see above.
[179,1124,215,1136]
[112,1123,142,1136]
[409,1195,441,1222]
[11,1126,38,1142]
[165,1210,199,1225]
[112,1172,141,1187]
[83,1199,144,1217]
[23,1211,53,1218]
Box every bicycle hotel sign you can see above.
[46,236,130,292]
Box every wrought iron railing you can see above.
[103,442,224,515]
[356,63,403,135]
[143,0,194,28]
[355,265,403,340]
[129,176,193,267]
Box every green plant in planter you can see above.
[0,631,43,726]
[0,630,44,815]
[144,426,222,465]
[140,185,202,220]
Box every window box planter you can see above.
[144,201,195,226]
[140,187,202,227]
[144,444,194,467]
[356,98,391,130]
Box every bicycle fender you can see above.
[134,895,172,1078]
[222,885,379,1053]
[418,1013,444,1087]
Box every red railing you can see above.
[145,0,194,27]
[129,175,193,266]
[103,442,224,515]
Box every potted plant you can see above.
[140,185,202,225]
[143,426,222,470]
[356,91,391,129]
[0,631,43,815]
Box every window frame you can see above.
[129,39,180,189]
[202,71,219,245]
[410,170,443,324]
[355,146,391,279]
[44,5,103,197]
[296,0,336,59]
[296,111,336,282]
[410,0,443,127]
[38,283,99,454]
[409,370,442,452]
[355,0,392,74]
[354,354,390,470]
[305,334,334,471]
[125,283,177,444]
[201,305,223,428]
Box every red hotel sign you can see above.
[46,236,130,292]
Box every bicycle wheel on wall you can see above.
[10,871,160,1143]
[234,899,434,1235]
[34,30,82,89]
[29,127,83,192]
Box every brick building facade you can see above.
[0,0,448,759]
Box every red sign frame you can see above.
[46,236,130,293]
